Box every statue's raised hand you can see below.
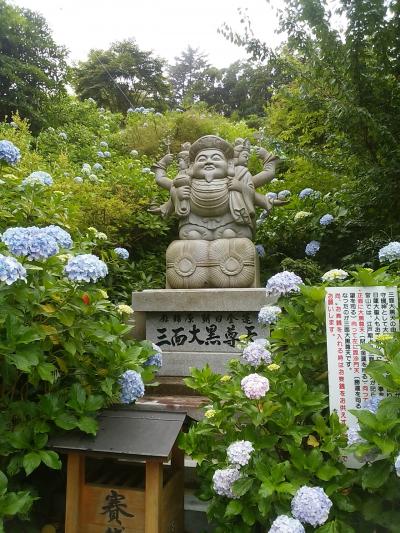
[255,146,269,161]
[158,153,174,168]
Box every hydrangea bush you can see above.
[181,267,400,532]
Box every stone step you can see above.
[137,394,207,420]
[146,376,199,397]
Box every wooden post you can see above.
[145,460,163,533]
[65,453,84,533]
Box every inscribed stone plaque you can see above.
[325,286,399,467]
[146,311,263,352]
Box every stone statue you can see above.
[150,135,287,289]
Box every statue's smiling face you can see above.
[192,149,228,180]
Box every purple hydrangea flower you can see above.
[22,171,53,187]
[0,140,21,165]
[97,151,105,158]
[266,271,303,297]
[291,486,332,526]
[320,214,334,226]
[241,374,270,399]
[379,242,400,263]
[1,227,59,260]
[266,192,277,200]
[64,254,108,282]
[119,370,145,403]
[0,254,27,285]
[242,342,272,366]
[305,240,320,257]
[227,440,254,466]
[258,305,282,325]
[268,515,305,533]
[114,247,129,260]
[212,468,241,498]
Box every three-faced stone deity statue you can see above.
[150,135,286,289]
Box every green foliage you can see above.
[0,136,160,528]
[72,39,171,113]
[0,0,68,132]
[181,268,400,531]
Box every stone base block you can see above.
[132,288,275,376]
[166,238,259,289]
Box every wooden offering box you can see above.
[50,407,189,533]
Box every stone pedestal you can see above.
[132,288,274,376]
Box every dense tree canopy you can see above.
[72,39,171,113]
[0,0,68,131]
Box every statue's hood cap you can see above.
[189,135,234,162]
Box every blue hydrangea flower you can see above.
[64,254,108,283]
[255,244,266,257]
[212,468,241,498]
[22,171,53,187]
[278,189,291,199]
[97,151,105,158]
[44,225,73,249]
[379,242,400,263]
[320,214,334,226]
[291,486,332,526]
[266,192,277,200]
[299,188,315,199]
[305,240,320,256]
[1,226,59,260]
[227,440,254,466]
[362,396,383,414]
[268,515,305,533]
[395,453,400,477]
[258,305,282,325]
[127,108,134,113]
[347,423,365,446]
[58,132,68,140]
[74,176,83,183]
[144,343,163,368]
[114,247,129,260]
[266,271,303,296]
[119,370,145,403]
[0,140,21,165]
[242,342,272,366]
[99,141,108,148]
[0,254,27,285]
[104,151,111,158]
[93,163,103,171]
